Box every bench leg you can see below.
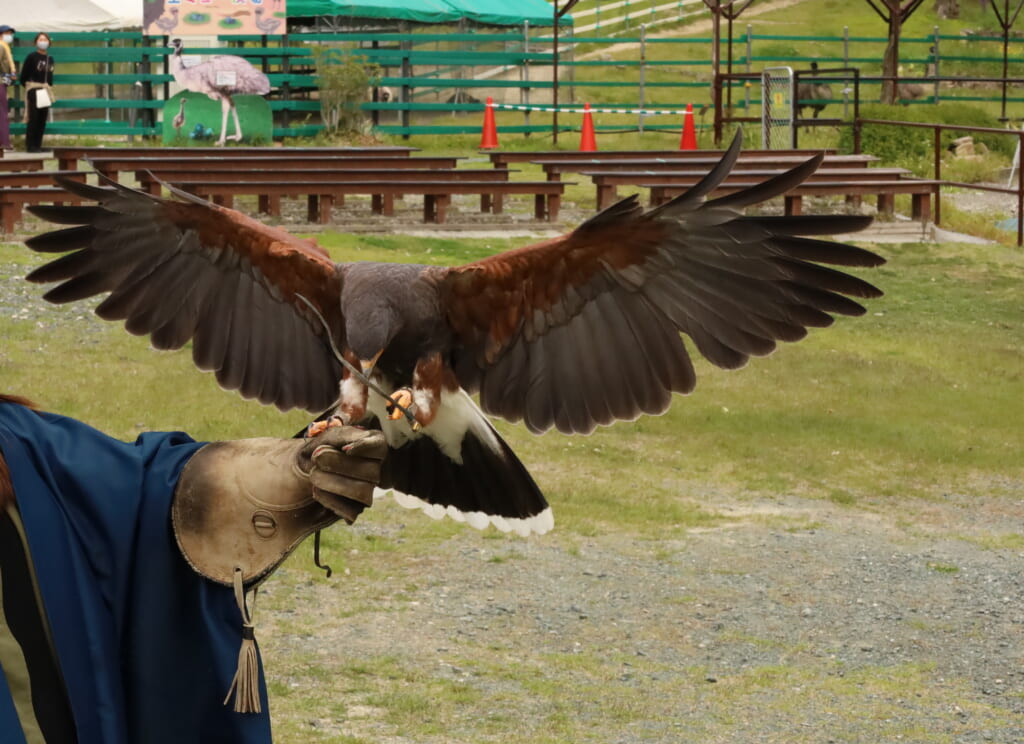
[784,195,803,216]
[1,203,15,235]
[423,195,436,223]
[258,194,270,214]
[481,194,491,213]
[547,194,561,222]
[877,193,896,216]
[911,193,931,222]
[319,195,333,225]
[493,193,504,214]
[382,194,395,216]
[371,194,383,214]
[435,196,450,224]
[534,193,545,220]
[596,184,616,211]
[147,181,161,197]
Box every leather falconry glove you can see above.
[172,426,387,589]
[171,425,386,714]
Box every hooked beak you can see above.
[360,349,384,376]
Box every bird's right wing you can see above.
[439,131,885,435]
[24,177,345,413]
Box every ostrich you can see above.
[253,8,283,34]
[153,8,179,33]
[168,38,271,146]
[796,61,832,119]
[172,97,187,136]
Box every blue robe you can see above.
[0,401,272,743]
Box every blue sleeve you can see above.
[0,403,272,744]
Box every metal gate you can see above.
[761,66,795,149]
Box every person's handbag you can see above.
[35,88,51,108]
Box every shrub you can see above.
[839,102,1015,176]
[314,47,382,136]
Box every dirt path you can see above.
[582,0,816,60]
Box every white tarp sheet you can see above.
[2,0,142,32]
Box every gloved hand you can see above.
[297,425,387,522]
[172,426,387,587]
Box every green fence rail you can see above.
[3,27,1023,140]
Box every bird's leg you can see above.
[335,351,371,427]
[386,352,454,430]
[227,100,243,142]
[217,96,231,146]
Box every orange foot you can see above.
[386,388,418,428]
[306,415,345,438]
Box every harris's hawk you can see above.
[22,133,884,536]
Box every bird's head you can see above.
[169,38,183,54]
[341,268,407,377]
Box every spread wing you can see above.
[441,132,885,435]
[24,177,344,413]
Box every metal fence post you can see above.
[639,24,647,133]
[522,21,531,137]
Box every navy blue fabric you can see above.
[0,402,273,743]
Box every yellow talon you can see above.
[386,389,414,422]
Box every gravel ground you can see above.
[259,485,1024,743]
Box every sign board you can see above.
[146,0,286,36]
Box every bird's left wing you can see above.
[24,177,345,413]
[440,134,885,435]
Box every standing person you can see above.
[0,25,15,151]
[18,33,54,153]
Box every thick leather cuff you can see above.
[173,438,337,587]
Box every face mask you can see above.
[2,35,12,44]
[37,41,49,51]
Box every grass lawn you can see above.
[2,229,1021,535]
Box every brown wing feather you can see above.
[25,178,344,413]
[441,139,884,435]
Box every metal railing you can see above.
[854,118,1024,247]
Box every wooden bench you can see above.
[0,156,47,173]
[86,155,463,182]
[485,148,837,170]
[534,154,879,183]
[137,168,514,214]
[175,180,569,224]
[53,145,419,171]
[647,179,939,223]
[584,167,912,210]
[0,174,91,234]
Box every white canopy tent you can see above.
[3,0,141,32]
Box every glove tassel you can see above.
[225,567,262,714]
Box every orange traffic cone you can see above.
[480,96,499,150]
[680,102,697,150]
[579,102,597,152]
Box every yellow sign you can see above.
[146,0,286,36]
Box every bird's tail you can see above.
[378,391,553,537]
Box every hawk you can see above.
[24,133,884,536]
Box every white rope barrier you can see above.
[490,102,692,116]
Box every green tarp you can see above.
[288,0,571,26]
